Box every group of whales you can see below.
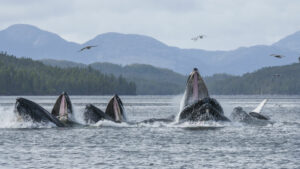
[15,93,126,127]
[14,68,271,127]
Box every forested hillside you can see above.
[205,64,300,95]
[41,59,187,95]
[0,53,136,95]
[41,58,300,95]
[90,63,186,95]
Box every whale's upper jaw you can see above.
[113,95,127,122]
[105,95,126,123]
[183,69,209,108]
[51,92,73,123]
[58,94,68,122]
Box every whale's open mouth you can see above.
[113,97,122,122]
[51,92,73,123]
[193,71,199,102]
[59,95,68,122]
[182,68,209,108]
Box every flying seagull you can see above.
[270,54,285,58]
[191,35,206,41]
[79,45,97,52]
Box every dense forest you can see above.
[42,58,300,95]
[0,53,136,95]
[5,52,300,95]
[89,63,186,95]
[205,63,300,95]
[42,59,186,95]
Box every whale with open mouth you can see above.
[177,68,230,122]
[51,92,76,126]
[15,97,65,127]
[84,94,127,124]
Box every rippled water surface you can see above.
[0,95,299,168]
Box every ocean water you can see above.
[0,95,299,168]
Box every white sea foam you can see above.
[0,106,56,128]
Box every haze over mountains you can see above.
[1,24,300,75]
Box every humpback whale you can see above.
[230,99,270,123]
[84,104,113,123]
[15,98,65,127]
[84,94,126,124]
[105,94,127,122]
[249,99,269,120]
[51,92,76,125]
[178,68,230,122]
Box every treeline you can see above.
[0,52,136,95]
[41,59,187,95]
[90,63,186,95]
[205,63,300,95]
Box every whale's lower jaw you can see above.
[178,98,230,122]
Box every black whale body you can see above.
[84,104,113,123]
[230,106,270,124]
[230,99,270,124]
[84,94,126,124]
[15,98,65,127]
[249,112,269,120]
[179,97,230,122]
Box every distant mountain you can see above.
[0,24,83,62]
[41,59,186,95]
[1,24,300,75]
[273,31,300,53]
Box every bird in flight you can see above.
[78,45,97,52]
[191,35,206,41]
[270,54,285,58]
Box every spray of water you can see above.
[0,106,56,128]
[174,91,187,123]
[71,106,86,125]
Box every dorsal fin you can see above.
[252,99,268,114]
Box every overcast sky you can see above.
[1,0,300,50]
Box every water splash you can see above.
[175,91,186,123]
[0,106,56,128]
[71,107,86,125]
